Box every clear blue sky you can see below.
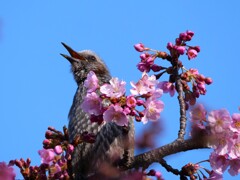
[0,1,239,179]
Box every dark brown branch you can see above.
[175,78,187,139]
[129,137,209,170]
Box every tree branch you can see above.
[129,137,209,170]
[175,77,187,140]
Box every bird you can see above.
[61,43,134,179]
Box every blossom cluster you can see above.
[190,104,240,178]
[181,68,213,108]
[134,30,212,109]
[7,127,75,179]
[81,71,165,125]
[0,161,15,180]
[2,126,91,179]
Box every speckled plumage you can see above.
[61,43,134,179]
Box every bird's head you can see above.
[61,42,110,85]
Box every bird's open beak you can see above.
[60,42,85,63]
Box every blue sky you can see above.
[0,1,239,179]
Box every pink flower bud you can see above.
[151,64,162,72]
[15,160,23,168]
[193,46,200,52]
[54,145,63,155]
[136,99,144,106]
[167,42,173,50]
[205,77,213,85]
[43,139,51,146]
[175,38,182,45]
[134,43,146,52]
[26,158,31,166]
[123,107,131,114]
[176,46,186,55]
[186,35,192,41]
[140,53,150,61]
[186,30,194,37]
[179,32,188,41]
[48,126,56,131]
[147,169,156,176]
[45,130,53,138]
[67,144,74,154]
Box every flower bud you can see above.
[179,32,188,41]
[193,46,200,52]
[67,144,74,154]
[43,139,51,146]
[15,160,23,168]
[136,99,144,106]
[151,64,162,72]
[175,38,182,45]
[176,46,186,55]
[54,145,63,155]
[45,131,53,138]
[156,51,168,59]
[135,116,142,122]
[186,30,194,37]
[167,42,173,50]
[48,126,56,131]
[205,77,213,85]
[140,53,150,60]
[26,158,31,166]
[134,43,146,52]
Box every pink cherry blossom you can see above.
[150,88,163,99]
[157,81,175,97]
[130,73,158,95]
[84,71,99,92]
[206,171,223,180]
[189,104,207,122]
[207,109,232,134]
[228,134,240,159]
[213,132,233,155]
[103,104,128,126]
[38,148,55,164]
[230,113,240,133]
[209,152,229,175]
[141,98,164,124]
[49,163,62,177]
[228,159,240,176]
[100,77,126,98]
[187,48,198,60]
[81,92,102,115]
[126,95,137,108]
[0,162,16,180]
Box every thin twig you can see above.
[158,158,180,175]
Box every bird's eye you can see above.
[89,55,97,61]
